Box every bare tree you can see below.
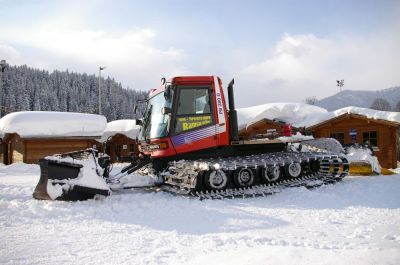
[395,100,400,112]
[304,96,317,105]
[370,98,392,111]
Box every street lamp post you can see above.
[0,60,7,118]
[98,66,106,115]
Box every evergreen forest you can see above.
[0,64,147,121]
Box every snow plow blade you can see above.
[33,149,111,201]
[349,161,374,176]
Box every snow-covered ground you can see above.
[1,163,400,265]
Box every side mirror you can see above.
[164,85,172,99]
[161,107,172,115]
[133,105,138,114]
[136,119,143,126]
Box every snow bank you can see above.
[107,163,158,189]
[346,146,381,174]
[237,103,328,128]
[278,132,314,143]
[101,119,140,141]
[294,138,345,154]
[0,111,107,138]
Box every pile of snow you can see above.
[295,138,346,154]
[277,132,314,143]
[107,163,158,189]
[346,146,381,174]
[392,167,400,174]
[101,119,140,141]
[0,111,107,138]
[237,102,328,128]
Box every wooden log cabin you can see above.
[100,120,140,163]
[306,113,400,169]
[0,134,101,164]
[0,111,106,165]
[237,105,399,169]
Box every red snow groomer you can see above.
[33,76,349,201]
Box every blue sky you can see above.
[0,0,399,107]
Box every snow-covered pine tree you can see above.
[1,64,147,120]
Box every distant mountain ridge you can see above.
[315,86,400,111]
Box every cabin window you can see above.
[330,132,345,145]
[363,131,378,147]
[129,144,135,153]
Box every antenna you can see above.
[336,79,344,92]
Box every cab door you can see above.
[171,86,217,154]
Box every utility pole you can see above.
[98,66,106,115]
[336,79,344,92]
[0,60,6,118]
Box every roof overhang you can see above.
[1,133,101,143]
[307,113,400,131]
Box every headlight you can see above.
[142,142,169,151]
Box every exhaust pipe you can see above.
[227,79,239,142]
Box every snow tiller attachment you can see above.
[33,149,111,201]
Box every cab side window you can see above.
[175,88,213,134]
[177,88,211,115]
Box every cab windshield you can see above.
[139,92,172,140]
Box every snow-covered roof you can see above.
[237,103,328,129]
[237,103,400,129]
[101,119,141,141]
[0,111,107,138]
[300,106,400,128]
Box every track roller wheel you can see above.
[284,162,302,178]
[342,157,349,171]
[204,170,228,190]
[309,159,320,173]
[233,168,255,188]
[261,166,281,183]
[332,158,340,175]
